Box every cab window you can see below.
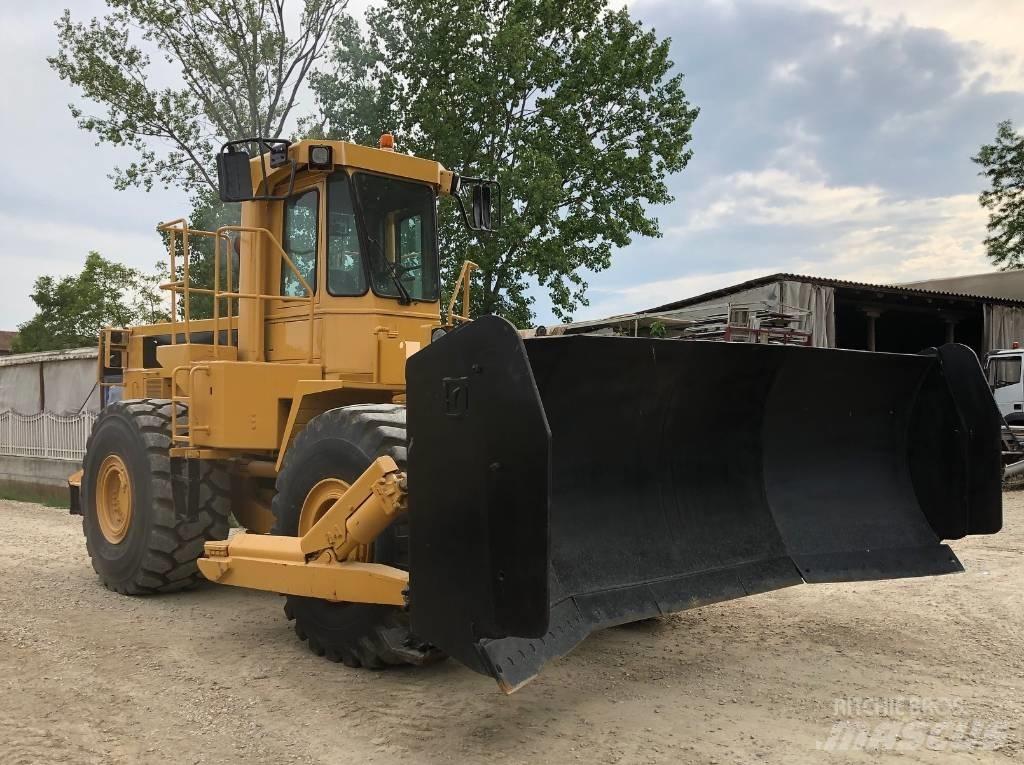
[989,356,1022,389]
[326,175,367,296]
[281,189,319,297]
[353,173,439,302]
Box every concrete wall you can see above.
[0,455,77,505]
[0,348,97,504]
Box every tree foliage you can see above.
[157,189,242,320]
[309,0,698,324]
[13,253,166,353]
[974,120,1024,269]
[49,0,347,196]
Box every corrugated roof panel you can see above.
[0,346,97,367]
[646,272,1024,313]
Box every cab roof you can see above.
[249,139,456,197]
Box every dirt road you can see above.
[1,495,1022,764]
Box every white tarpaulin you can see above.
[43,358,100,413]
[0,363,41,414]
[780,280,836,348]
[649,279,836,347]
[657,282,783,323]
[0,348,99,415]
[984,305,1024,352]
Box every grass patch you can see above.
[0,484,69,509]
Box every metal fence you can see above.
[0,410,96,461]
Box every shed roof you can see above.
[899,270,1024,301]
[0,346,97,367]
[646,272,1024,313]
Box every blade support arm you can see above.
[299,456,408,560]
[197,456,409,605]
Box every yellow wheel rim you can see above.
[96,454,133,544]
[299,477,369,562]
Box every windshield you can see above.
[352,172,439,302]
[988,356,1022,389]
[326,174,367,296]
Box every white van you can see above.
[987,348,1024,424]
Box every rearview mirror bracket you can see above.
[216,138,297,203]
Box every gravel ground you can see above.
[1,494,1022,765]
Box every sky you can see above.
[0,0,1022,330]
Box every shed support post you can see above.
[863,310,882,352]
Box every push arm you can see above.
[197,457,409,604]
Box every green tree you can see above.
[50,0,348,196]
[974,120,1024,269]
[13,253,166,353]
[309,0,698,325]
[51,1,342,318]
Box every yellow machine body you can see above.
[94,139,470,532]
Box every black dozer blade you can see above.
[406,316,1002,693]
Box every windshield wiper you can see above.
[381,253,413,305]
[351,184,413,305]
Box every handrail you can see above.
[169,365,212,446]
[215,225,315,363]
[155,220,316,363]
[447,260,479,325]
[169,365,192,443]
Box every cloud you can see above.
[578,170,989,319]
[2,0,1022,332]
[805,0,1024,90]
[560,0,1023,324]
[676,168,887,232]
[0,208,170,330]
[0,1,189,330]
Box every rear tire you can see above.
[271,404,441,668]
[81,399,231,594]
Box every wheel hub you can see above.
[300,477,370,562]
[96,454,133,544]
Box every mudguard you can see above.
[406,316,1002,692]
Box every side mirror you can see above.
[454,176,502,233]
[216,138,295,203]
[473,184,492,230]
[216,148,253,202]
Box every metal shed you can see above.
[558,272,1024,357]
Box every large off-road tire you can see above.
[81,399,231,594]
[271,404,441,669]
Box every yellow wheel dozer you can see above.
[403,316,1002,691]
[71,135,1002,693]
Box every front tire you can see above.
[81,399,230,594]
[271,404,440,668]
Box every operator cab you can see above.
[212,135,500,372]
[217,135,498,310]
[986,347,1024,423]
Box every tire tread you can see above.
[272,404,436,669]
[82,398,230,594]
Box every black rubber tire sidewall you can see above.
[272,439,371,533]
[82,407,158,586]
[271,418,402,565]
[80,399,231,594]
[271,405,420,667]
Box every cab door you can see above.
[265,176,324,362]
[988,353,1024,420]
